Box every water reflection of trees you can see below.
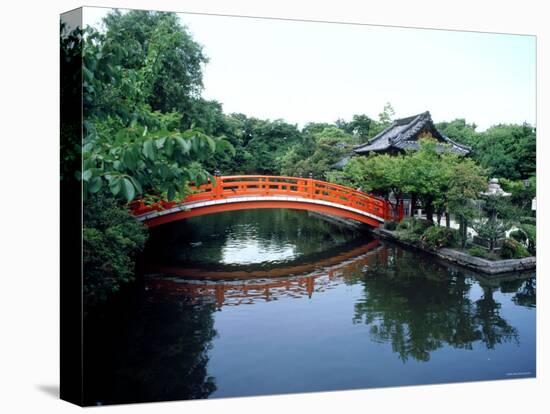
[146,209,364,265]
[84,294,217,405]
[499,278,536,308]
[352,246,520,362]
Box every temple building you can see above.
[353,111,470,156]
[333,111,472,219]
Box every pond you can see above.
[83,209,536,406]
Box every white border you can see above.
[1,1,547,413]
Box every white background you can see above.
[0,0,548,412]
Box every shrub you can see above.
[411,218,434,235]
[83,193,148,308]
[520,216,536,225]
[421,226,459,249]
[397,218,413,230]
[384,221,398,231]
[468,246,491,259]
[519,223,536,255]
[500,238,531,259]
[396,230,421,244]
[509,229,527,244]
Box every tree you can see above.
[472,195,517,252]
[341,152,406,214]
[280,127,357,178]
[447,158,487,247]
[378,102,395,126]
[436,118,479,147]
[473,123,536,180]
[401,139,452,223]
[244,118,302,174]
[335,114,374,142]
[80,15,234,202]
[500,176,536,216]
[101,10,208,125]
[83,193,147,308]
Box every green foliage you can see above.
[438,120,536,181]
[411,218,434,235]
[384,221,398,231]
[500,177,536,214]
[520,216,536,225]
[421,226,459,249]
[509,229,526,243]
[468,246,491,259]
[447,157,487,247]
[436,119,478,147]
[378,102,395,126]
[341,152,406,218]
[335,114,376,142]
[500,238,530,259]
[476,124,536,180]
[397,217,413,230]
[60,23,83,185]
[472,193,520,252]
[280,127,357,178]
[471,216,509,252]
[77,12,233,202]
[83,193,148,307]
[394,218,434,244]
[518,223,536,254]
[100,10,207,122]
[82,122,229,202]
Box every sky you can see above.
[83,7,536,131]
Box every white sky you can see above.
[83,7,536,131]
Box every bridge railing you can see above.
[131,175,403,222]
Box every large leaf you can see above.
[82,169,93,182]
[109,177,122,196]
[143,140,156,160]
[121,177,136,202]
[88,176,103,193]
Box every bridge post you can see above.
[213,175,223,199]
[308,173,315,199]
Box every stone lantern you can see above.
[480,178,511,197]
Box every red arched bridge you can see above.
[130,175,403,228]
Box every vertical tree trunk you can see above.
[425,201,434,223]
[410,193,417,217]
[462,218,468,248]
[462,219,468,247]
[437,211,442,226]
[445,211,451,228]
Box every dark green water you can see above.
[83,209,536,405]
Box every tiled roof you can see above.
[353,111,470,155]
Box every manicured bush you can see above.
[411,218,434,235]
[509,229,527,244]
[519,223,536,255]
[384,221,398,230]
[500,238,531,259]
[396,230,421,244]
[468,246,491,259]
[397,218,413,230]
[421,226,459,249]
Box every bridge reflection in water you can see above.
[145,240,389,309]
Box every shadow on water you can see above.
[83,209,536,405]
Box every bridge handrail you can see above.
[131,175,403,222]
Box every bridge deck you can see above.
[131,175,403,227]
